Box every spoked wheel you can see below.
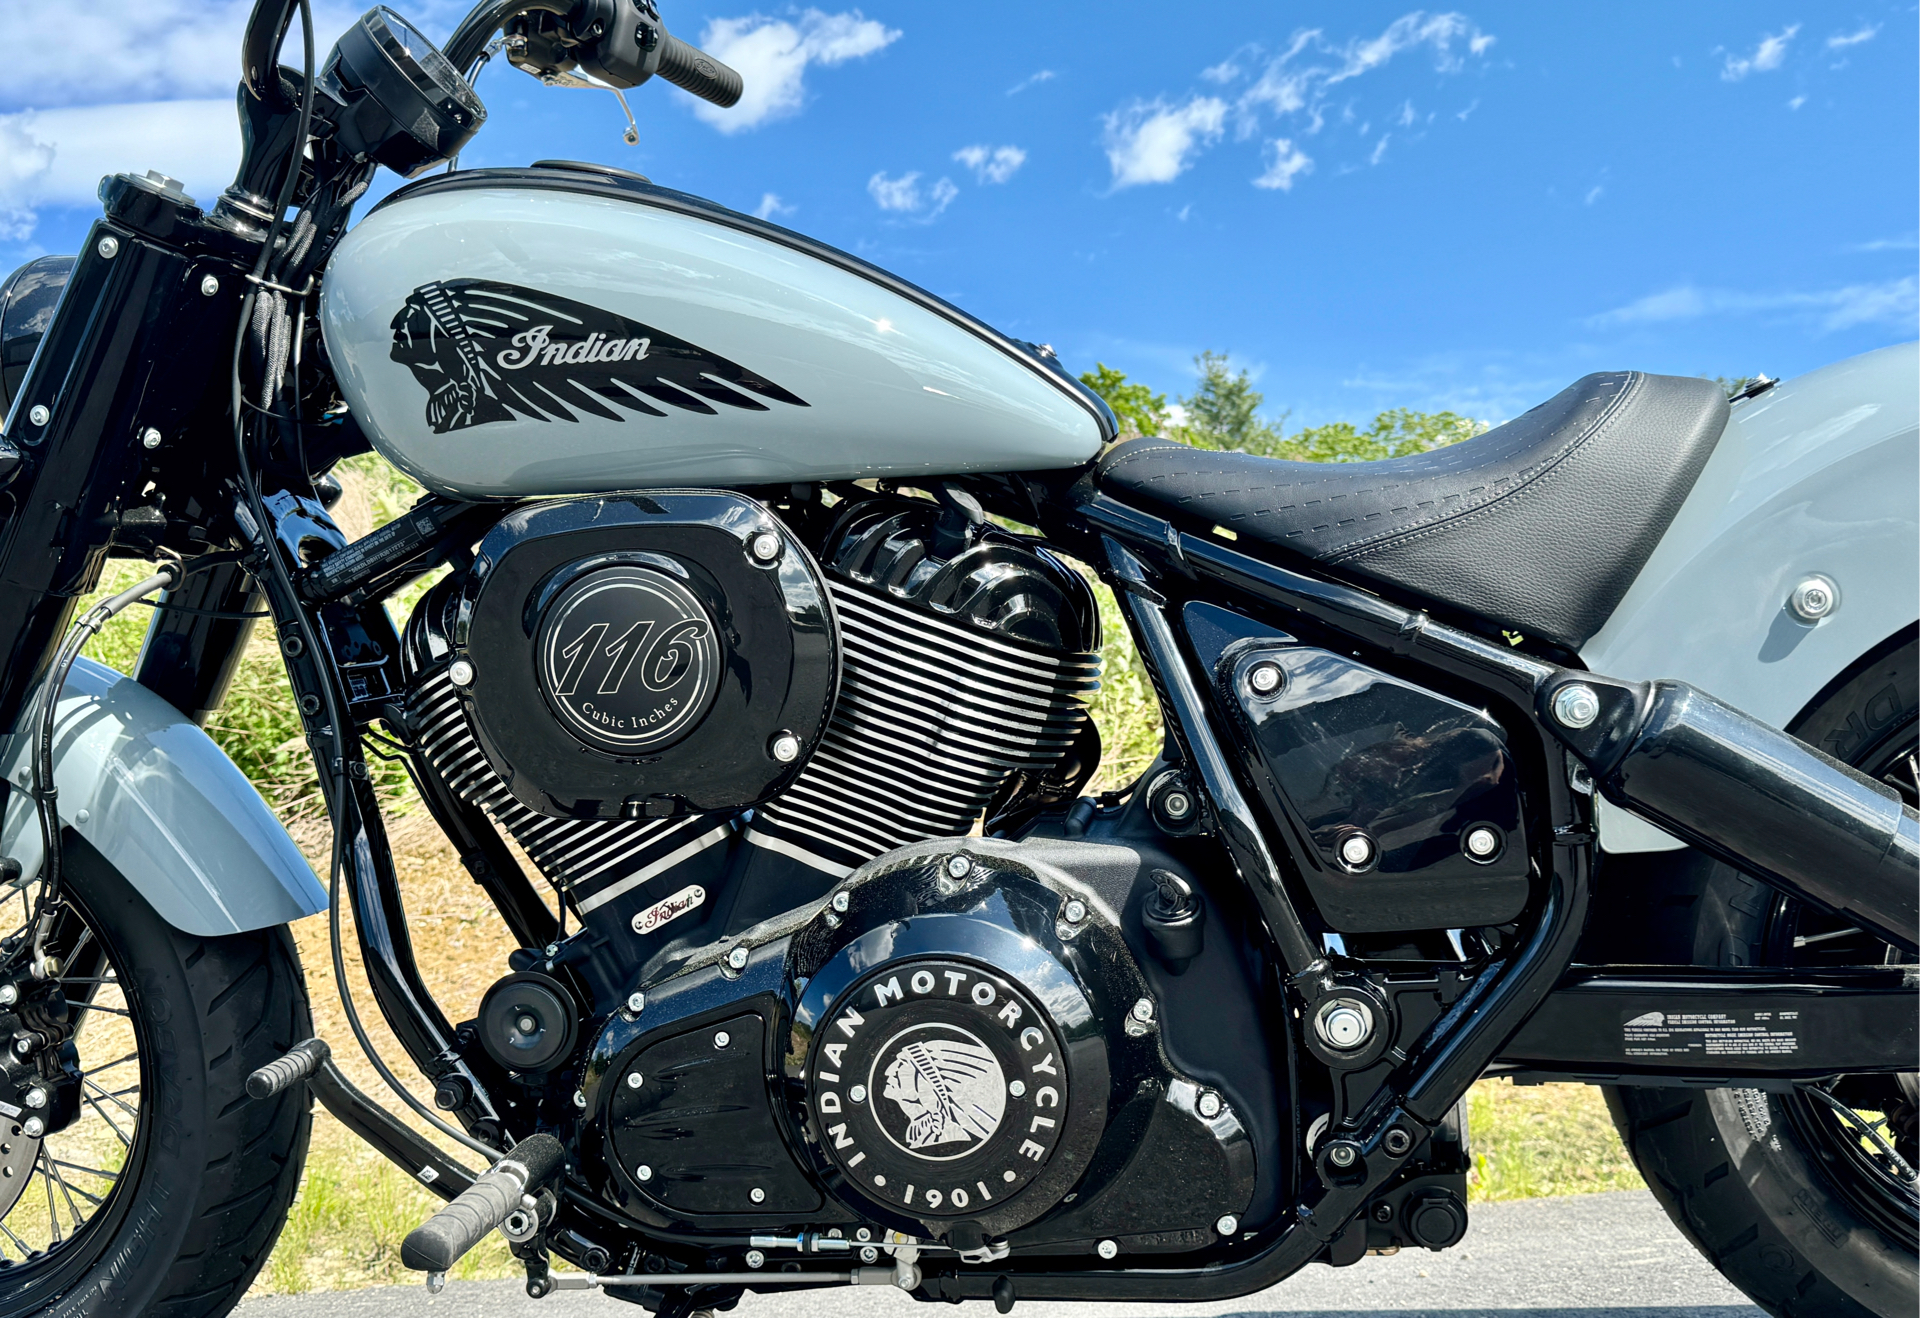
[1608,633,1920,1318]
[0,833,312,1318]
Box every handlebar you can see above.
[443,0,742,109]
[654,31,742,108]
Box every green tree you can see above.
[1173,350,1289,453]
[1267,407,1487,462]
[1078,362,1170,438]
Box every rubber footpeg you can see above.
[401,1133,565,1274]
[246,1038,331,1100]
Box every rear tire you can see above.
[1606,633,1918,1318]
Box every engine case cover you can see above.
[456,491,837,817]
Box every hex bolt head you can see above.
[713,1030,732,1049]
[749,1186,766,1204]
[1383,1127,1414,1157]
[860,1246,880,1264]
[1160,790,1193,821]
[97,236,119,260]
[1247,661,1284,696]
[636,1164,654,1181]
[200,274,221,297]
[726,947,750,971]
[1096,1239,1119,1260]
[1215,1214,1239,1236]
[1063,898,1087,924]
[1552,683,1601,729]
[850,1084,868,1103]
[745,1249,765,1268]
[27,405,48,428]
[13,1038,30,1056]
[749,531,782,562]
[22,1117,43,1138]
[1327,1142,1358,1168]
[626,1071,644,1089]
[1008,1079,1027,1098]
[1338,833,1376,870]
[769,732,801,763]
[1198,1091,1223,1119]
[1372,1202,1394,1223]
[140,427,162,450]
[831,890,850,913]
[945,854,972,879]
[856,1228,872,1242]
[1464,826,1502,860]
[23,1088,45,1110]
[0,985,16,1006]
[1789,574,1839,622]
[1130,997,1155,1024]
[1317,1002,1373,1050]
[447,659,475,687]
[572,1089,587,1109]
[626,990,646,1015]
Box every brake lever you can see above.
[536,70,641,145]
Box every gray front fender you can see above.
[0,656,327,935]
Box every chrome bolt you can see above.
[1008,1079,1026,1098]
[1338,833,1376,869]
[945,854,972,879]
[626,1071,644,1089]
[1215,1214,1239,1236]
[23,1089,45,1110]
[831,890,850,913]
[199,274,220,297]
[425,1271,447,1295]
[27,405,48,427]
[749,1186,766,1204]
[1247,661,1284,696]
[850,1084,868,1103]
[1464,826,1501,860]
[1130,997,1155,1024]
[1789,574,1838,622]
[626,990,646,1015]
[856,1228,872,1242]
[1063,898,1087,924]
[1552,683,1601,729]
[1327,1142,1357,1168]
[1383,1127,1414,1157]
[97,236,119,259]
[1198,1091,1222,1119]
[573,1089,587,1109]
[749,531,781,562]
[12,1039,28,1056]
[0,986,14,1006]
[770,732,801,763]
[713,1029,731,1049]
[1160,790,1193,821]
[140,427,162,450]
[636,1164,653,1182]
[516,1014,538,1034]
[746,1249,765,1268]
[726,946,750,971]
[447,659,475,687]
[860,1246,880,1264]
[1096,1239,1119,1260]
[1316,1001,1373,1050]
[21,1117,43,1138]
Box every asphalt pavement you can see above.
[239,1190,1766,1318]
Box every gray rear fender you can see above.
[0,657,327,936]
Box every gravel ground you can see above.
[240,1190,1766,1318]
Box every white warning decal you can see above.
[1623,1008,1800,1059]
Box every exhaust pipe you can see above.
[1544,675,1918,953]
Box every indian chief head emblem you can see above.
[875,1027,1007,1155]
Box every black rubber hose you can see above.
[400,1133,565,1273]
[655,32,743,107]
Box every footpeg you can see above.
[401,1133,565,1278]
[246,1038,331,1100]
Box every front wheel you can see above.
[0,832,312,1318]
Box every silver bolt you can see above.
[23,1089,45,1110]
[746,1248,765,1268]
[1328,1143,1357,1168]
[12,1039,28,1056]
[140,427,162,450]
[860,1246,879,1264]
[97,236,119,259]
[0,985,15,1006]
[1552,683,1601,729]
[22,1117,42,1138]
[713,1030,731,1049]
[515,1014,537,1035]
[945,854,972,879]
[749,1186,766,1203]
[856,1228,872,1242]
[573,1089,587,1109]
[831,890,850,913]
[626,1071,644,1089]
[1338,833,1376,869]
[1063,899,1087,924]
[626,990,646,1015]
[27,405,48,427]
[726,946,750,971]
[426,1271,447,1295]
[1008,1079,1026,1098]
[1130,997,1155,1024]
[1317,1002,1373,1050]
[1216,1214,1239,1236]
[749,531,781,562]
[447,659,475,687]
[770,732,801,763]
[1248,661,1283,696]
[1161,790,1193,821]
[1198,1091,1222,1119]
[636,1164,654,1182]
[1464,826,1501,859]
[1789,574,1838,622]
[199,274,220,297]
[1383,1127,1414,1156]
[850,1083,867,1103]
[1096,1239,1119,1260]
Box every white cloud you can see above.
[752,192,793,220]
[1721,24,1799,81]
[1827,24,1880,49]
[866,171,956,220]
[1006,69,1054,95]
[1253,138,1313,190]
[0,100,240,241]
[1102,96,1228,188]
[1326,12,1492,85]
[1850,235,1918,252]
[1583,184,1604,205]
[689,9,899,133]
[1368,135,1391,166]
[1589,277,1918,334]
[1201,60,1243,84]
[1788,94,1806,110]
[953,144,1025,184]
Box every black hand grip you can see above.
[400,1133,565,1273]
[656,33,743,108]
[246,1037,331,1100]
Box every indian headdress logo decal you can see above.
[389,279,808,434]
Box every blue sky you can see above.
[1,2,1913,426]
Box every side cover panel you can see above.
[0,657,326,935]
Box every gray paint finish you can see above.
[0,657,326,936]
[321,188,1104,498]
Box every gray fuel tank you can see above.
[319,167,1110,499]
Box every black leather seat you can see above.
[1096,371,1728,650]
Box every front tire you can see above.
[0,834,312,1318]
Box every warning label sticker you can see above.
[1622,1009,1801,1059]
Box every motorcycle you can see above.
[0,1,1910,1315]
